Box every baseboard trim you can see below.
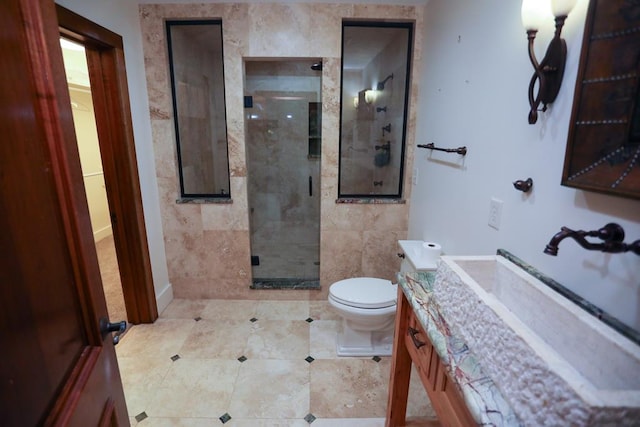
[155,282,173,315]
[94,225,113,242]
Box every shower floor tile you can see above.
[119,299,440,426]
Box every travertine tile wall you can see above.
[139,3,423,300]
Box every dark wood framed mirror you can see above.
[561,0,640,200]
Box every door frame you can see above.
[57,5,157,324]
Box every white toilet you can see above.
[328,277,398,357]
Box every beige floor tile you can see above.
[309,301,341,321]
[226,420,309,427]
[230,360,310,419]
[310,359,389,418]
[116,319,196,359]
[255,300,310,320]
[137,417,218,426]
[361,358,436,419]
[309,320,340,359]
[116,299,438,427]
[404,417,443,426]
[179,319,252,359]
[311,419,385,426]
[118,356,172,417]
[245,320,310,359]
[146,358,240,418]
[160,299,209,319]
[407,366,437,418]
[201,300,259,320]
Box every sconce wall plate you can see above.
[537,29,567,105]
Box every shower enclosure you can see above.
[245,60,321,289]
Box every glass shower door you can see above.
[245,60,321,289]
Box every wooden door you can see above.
[0,0,129,425]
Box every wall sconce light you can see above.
[353,96,359,109]
[522,0,577,124]
[376,73,394,91]
[364,89,377,104]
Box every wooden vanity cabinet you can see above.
[386,289,476,427]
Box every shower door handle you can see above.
[309,176,312,197]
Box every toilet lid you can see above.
[329,277,397,309]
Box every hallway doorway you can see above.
[61,39,127,322]
[57,5,158,324]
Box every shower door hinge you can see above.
[244,96,253,108]
[251,255,260,266]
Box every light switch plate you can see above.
[488,198,503,230]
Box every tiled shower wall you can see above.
[139,3,423,300]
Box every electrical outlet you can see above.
[488,198,503,230]
[412,168,418,185]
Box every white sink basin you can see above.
[434,255,640,425]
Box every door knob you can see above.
[100,317,127,345]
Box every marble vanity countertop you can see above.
[399,271,522,426]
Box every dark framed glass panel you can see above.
[338,21,413,198]
[166,20,231,198]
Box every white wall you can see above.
[411,0,640,330]
[56,0,173,313]
[70,88,112,242]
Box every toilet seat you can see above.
[329,277,396,309]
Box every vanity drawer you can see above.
[404,312,437,390]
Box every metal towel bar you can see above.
[418,142,467,156]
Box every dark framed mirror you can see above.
[166,20,231,199]
[338,21,413,199]
[561,0,640,200]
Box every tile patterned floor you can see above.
[117,299,440,426]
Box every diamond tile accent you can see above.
[170,354,180,362]
[304,413,316,423]
[250,317,258,323]
[305,317,314,323]
[194,316,202,321]
[305,356,315,364]
[219,413,232,424]
[134,411,148,422]
[237,355,247,363]
[372,356,382,363]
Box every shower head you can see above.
[311,61,323,71]
[376,73,394,90]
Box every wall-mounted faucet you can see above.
[544,223,640,256]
